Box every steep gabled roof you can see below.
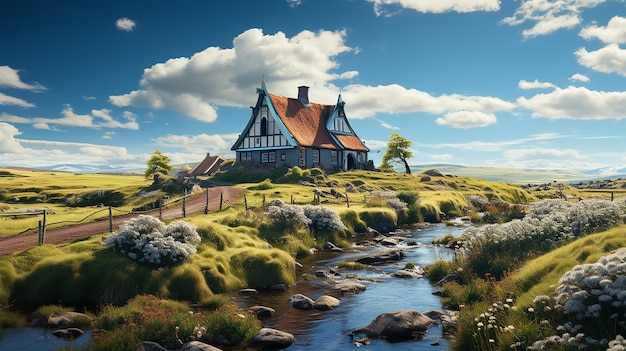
[190,154,224,176]
[268,94,339,150]
[231,82,369,152]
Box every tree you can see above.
[145,150,173,179]
[380,133,413,174]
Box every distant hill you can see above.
[4,162,625,185]
[408,164,626,185]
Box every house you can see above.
[230,82,370,171]
[189,153,225,176]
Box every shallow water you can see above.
[0,223,466,351]
[237,223,466,351]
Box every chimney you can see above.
[297,86,310,107]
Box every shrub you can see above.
[102,215,201,267]
[397,191,420,206]
[302,205,347,233]
[264,200,311,232]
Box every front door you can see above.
[346,153,356,170]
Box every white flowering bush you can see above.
[302,205,347,233]
[103,215,200,267]
[528,249,626,350]
[459,198,626,277]
[264,200,311,231]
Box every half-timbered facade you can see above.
[231,82,369,171]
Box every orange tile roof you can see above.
[269,94,338,149]
[336,134,369,152]
[269,93,368,151]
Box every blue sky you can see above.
[2,0,626,175]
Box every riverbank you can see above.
[0,223,465,350]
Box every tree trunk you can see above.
[402,158,411,174]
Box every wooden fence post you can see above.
[346,194,350,208]
[291,194,294,204]
[109,206,113,233]
[183,196,186,218]
[38,220,43,246]
[204,188,209,214]
[219,193,223,211]
[244,195,248,210]
[262,194,266,207]
[42,210,46,242]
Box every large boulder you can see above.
[313,295,341,311]
[248,305,275,318]
[352,310,436,341]
[390,269,422,279]
[331,281,367,295]
[288,294,314,310]
[247,328,295,350]
[355,249,404,265]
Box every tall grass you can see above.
[93,294,260,350]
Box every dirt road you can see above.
[0,186,243,256]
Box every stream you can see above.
[0,223,466,351]
[237,223,466,351]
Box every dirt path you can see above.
[0,186,243,256]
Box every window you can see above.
[261,117,268,136]
[299,149,306,167]
[240,152,252,162]
[269,152,276,163]
[312,149,320,163]
[281,153,286,161]
[261,152,269,163]
[331,151,338,165]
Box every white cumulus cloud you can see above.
[368,0,500,16]
[575,44,626,77]
[519,79,557,90]
[579,16,626,44]
[0,105,139,130]
[518,86,626,120]
[436,110,497,129]
[569,73,590,82]
[116,17,136,32]
[110,28,356,122]
[500,0,609,39]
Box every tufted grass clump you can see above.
[426,259,456,282]
[93,294,260,351]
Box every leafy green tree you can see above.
[380,133,413,174]
[145,150,173,179]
